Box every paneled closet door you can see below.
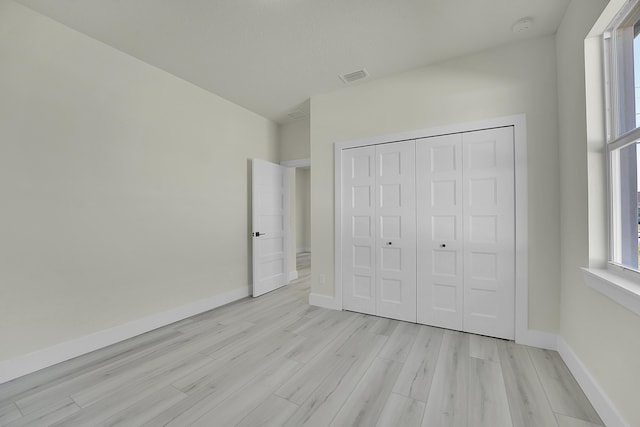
[375,141,417,322]
[342,146,376,316]
[463,127,515,340]
[416,134,464,330]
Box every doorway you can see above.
[282,158,312,282]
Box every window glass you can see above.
[611,143,639,269]
[607,5,640,272]
[634,23,640,127]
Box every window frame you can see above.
[604,0,640,276]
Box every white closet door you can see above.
[463,127,515,339]
[416,134,464,330]
[342,146,376,316]
[375,141,417,322]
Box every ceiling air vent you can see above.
[340,69,369,84]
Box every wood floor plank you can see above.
[69,349,210,408]
[208,329,306,366]
[330,357,402,427]
[555,413,604,427]
[528,347,603,425]
[378,321,420,363]
[288,309,351,337]
[0,401,22,426]
[168,356,228,396]
[422,330,468,427]
[333,321,388,359]
[276,319,380,405]
[235,394,299,427]
[285,313,359,364]
[196,321,270,357]
[204,321,306,361]
[5,398,79,427]
[469,334,501,363]
[276,354,354,405]
[172,332,306,395]
[141,371,246,426]
[497,340,559,427]
[467,357,512,427]
[189,359,300,427]
[375,393,425,427]
[392,325,443,402]
[143,361,282,426]
[145,335,305,427]
[340,313,386,337]
[50,353,210,426]
[282,334,387,427]
[95,386,187,427]
[370,317,399,336]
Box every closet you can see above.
[341,126,515,340]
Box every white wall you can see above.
[310,35,561,333]
[279,119,310,162]
[558,1,640,425]
[0,1,278,362]
[296,168,311,252]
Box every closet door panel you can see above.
[463,127,515,340]
[416,134,464,330]
[375,141,417,322]
[342,146,376,316]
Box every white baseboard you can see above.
[289,271,299,281]
[557,337,628,427]
[296,247,311,254]
[516,329,558,350]
[308,293,339,310]
[0,286,249,385]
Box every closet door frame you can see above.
[334,114,531,344]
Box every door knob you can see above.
[386,242,393,246]
[253,232,266,237]
[440,243,446,248]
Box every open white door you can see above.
[252,159,289,297]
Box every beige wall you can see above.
[279,119,310,162]
[296,168,311,252]
[0,1,278,361]
[310,35,561,333]
[558,1,640,425]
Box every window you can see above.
[605,1,640,272]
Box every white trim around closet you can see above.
[333,114,532,344]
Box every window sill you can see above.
[581,267,640,316]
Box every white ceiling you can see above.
[15,0,570,124]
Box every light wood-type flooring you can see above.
[0,253,603,426]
